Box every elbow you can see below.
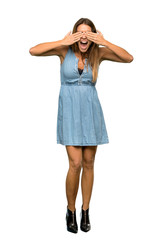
[29,47,34,56]
[29,47,38,56]
[126,54,134,63]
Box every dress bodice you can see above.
[60,47,97,86]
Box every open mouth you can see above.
[80,40,88,50]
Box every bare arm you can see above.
[99,40,133,63]
[29,31,83,57]
[29,40,65,56]
[86,30,133,63]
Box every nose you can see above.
[81,32,87,39]
[81,31,86,36]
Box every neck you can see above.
[77,50,88,59]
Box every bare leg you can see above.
[81,146,97,210]
[65,146,83,212]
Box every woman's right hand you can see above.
[61,31,82,46]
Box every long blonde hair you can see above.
[71,18,99,83]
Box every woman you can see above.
[29,18,133,234]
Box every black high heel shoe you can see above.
[66,206,78,233]
[80,205,91,232]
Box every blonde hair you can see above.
[71,18,99,83]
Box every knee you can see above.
[82,157,95,170]
[69,159,82,172]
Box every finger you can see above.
[86,33,96,39]
[73,35,82,43]
[97,30,103,36]
[73,36,81,41]
[86,31,95,35]
[86,32,97,37]
[73,32,83,36]
[87,34,99,44]
[86,35,95,42]
[73,33,82,41]
[64,31,71,38]
[86,33,93,39]
[97,29,101,33]
[73,34,82,40]
[66,31,71,36]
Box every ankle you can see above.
[67,205,76,212]
[82,204,89,211]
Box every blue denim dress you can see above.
[57,46,109,146]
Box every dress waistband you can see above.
[61,81,96,86]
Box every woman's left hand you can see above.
[86,30,106,45]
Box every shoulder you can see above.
[60,45,70,57]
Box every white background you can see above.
[0,0,160,239]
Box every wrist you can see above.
[101,39,111,48]
[59,39,65,46]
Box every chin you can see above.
[79,48,88,53]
